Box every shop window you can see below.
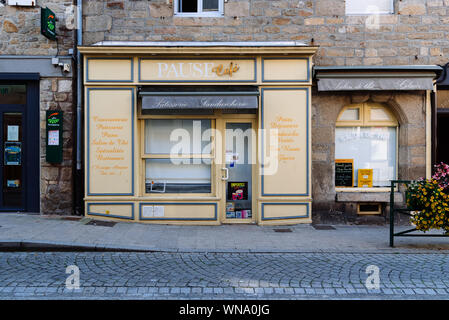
[143,119,213,194]
[338,106,361,122]
[345,0,393,15]
[174,0,223,16]
[335,103,398,188]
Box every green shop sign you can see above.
[41,7,56,41]
[46,110,63,163]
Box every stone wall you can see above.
[0,1,75,215]
[311,90,427,223]
[83,0,449,66]
[0,0,74,55]
[39,78,74,215]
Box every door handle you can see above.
[222,167,229,181]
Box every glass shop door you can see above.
[0,107,25,210]
[0,83,27,211]
[221,120,256,223]
[0,81,39,213]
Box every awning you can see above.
[315,66,442,91]
[140,86,259,110]
[318,77,434,91]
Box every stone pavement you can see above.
[0,252,448,300]
[1,213,449,253]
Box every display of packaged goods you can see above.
[226,202,235,212]
[226,211,236,219]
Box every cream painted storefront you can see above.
[79,43,317,225]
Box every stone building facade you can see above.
[0,1,75,214]
[311,89,429,223]
[82,0,449,66]
[2,0,447,223]
[78,0,447,223]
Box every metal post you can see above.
[74,0,83,215]
[389,180,395,247]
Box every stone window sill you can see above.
[336,192,403,203]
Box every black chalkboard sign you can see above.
[335,159,354,187]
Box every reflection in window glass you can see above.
[335,127,396,187]
[203,0,218,11]
[145,119,212,155]
[179,0,197,12]
[339,108,360,121]
[370,108,391,121]
[0,85,26,105]
[145,159,211,193]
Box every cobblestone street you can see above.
[0,252,448,300]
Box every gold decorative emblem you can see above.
[212,62,240,77]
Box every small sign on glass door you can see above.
[4,142,21,165]
[7,125,19,141]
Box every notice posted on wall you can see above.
[48,130,60,146]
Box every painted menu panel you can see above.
[87,203,134,220]
[262,58,310,82]
[261,203,310,221]
[87,88,134,195]
[139,58,256,82]
[261,88,309,196]
[87,58,133,82]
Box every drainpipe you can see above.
[74,0,83,215]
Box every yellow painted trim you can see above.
[336,102,398,127]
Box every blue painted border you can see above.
[261,202,310,221]
[87,202,135,220]
[261,57,310,83]
[139,202,218,221]
[261,87,310,197]
[138,57,257,83]
[86,57,134,83]
[86,87,135,196]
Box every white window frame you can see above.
[174,0,224,17]
[345,0,394,15]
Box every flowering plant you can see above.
[432,162,449,192]
[407,179,449,233]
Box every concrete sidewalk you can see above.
[1,213,449,253]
